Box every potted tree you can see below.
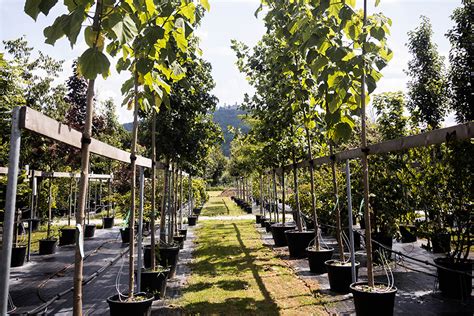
[39,176,58,255]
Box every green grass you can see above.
[201,191,246,217]
[176,219,327,315]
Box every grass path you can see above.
[200,191,246,217]
[176,193,327,315]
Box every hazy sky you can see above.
[0,0,460,123]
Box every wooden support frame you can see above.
[268,122,473,174]
[18,107,167,169]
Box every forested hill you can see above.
[122,106,249,156]
[213,105,249,156]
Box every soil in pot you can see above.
[120,227,130,243]
[11,246,27,267]
[372,233,393,264]
[285,230,315,259]
[178,228,187,240]
[271,223,297,247]
[103,217,114,229]
[84,224,96,238]
[306,247,334,274]
[173,235,185,249]
[140,268,170,299]
[39,238,58,255]
[325,260,360,293]
[431,233,451,253]
[188,216,198,226]
[107,292,154,316]
[59,228,76,246]
[399,225,417,243]
[350,282,397,316]
[434,257,473,299]
[159,245,180,279]
[264,221,275,233]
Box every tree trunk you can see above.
[361,0,374,287]
[128,69,140,297]
[179,171,183,229]
[160,160,169,243]
[292,150,303,232]
[73,73,96,315]
[272,170,279,222]
[259,175,263,216]
[330,144,344,259]
[47,176,52,239]
[281,172,286,225]
[150,111,156,270]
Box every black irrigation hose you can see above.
[24,232,129,315]
[316,222,474,279]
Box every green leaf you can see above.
[334,122,352,141]
[43,15,67,45]
[375,0,381,6]
[145,0,156,15]
[25,0,57,20]
[111,14,138,45]
[77,48,110,80]
[200,0,210,12]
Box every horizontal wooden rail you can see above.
[18,107,166,169]
[268,121,473,175]
[0,167,112,179]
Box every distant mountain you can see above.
[123,122,133,132]
[122,105,249,156]
[213,105,249,156]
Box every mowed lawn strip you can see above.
[177,217,327,315]
[200,191,246,217]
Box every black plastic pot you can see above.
[434,257,473,299]
[399,225,417,243]
[178,228,187,240]
[260,218,268,228]
[173,235,185,249]
[344,229,361,251]
[350,282,397,316]
[84,224,96,238]
[271,223,297,247]
[306,247,334,274]
[256,214,262,224]
[372,233,393,263]
[192,208,202,216]
[325,260,360,293]
[159,246,180,279]
[264,221,275,233]
[59,228,76,246]
[431,233,451,253]
[11,246,27,267]
[39,238,58,255]
[120,227,130,243]
[285,230,315,259]
[103,217,115,229]
[107,292,154,316]
[141,268,170,299]
[188,216,198,226]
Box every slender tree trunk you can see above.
[281,172,286,225]
[179,171,183,229]
[330,144,344,259]
[273,170,279,223]
[150,112,156,270]
[160,160,169,243]
[292,150,303,232]
[167,164,174,242]
[259,175,263,215]
[73,71,96,315]
[128,69,140,297]
[47,176,52,239]
[68,178,73,226]
[302,111,320,249]
[361,0,374,287]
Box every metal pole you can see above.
[137,167,144,291]
[0,107,22,315]
[345,160,356,283]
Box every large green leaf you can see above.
[77,48,110,79]
[25,0,58,20]
[111,14,138,45]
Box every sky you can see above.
[0,0,461,124]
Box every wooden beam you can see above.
[19,107,167,169]
[0,167,112,179]
[274,121,473,175]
